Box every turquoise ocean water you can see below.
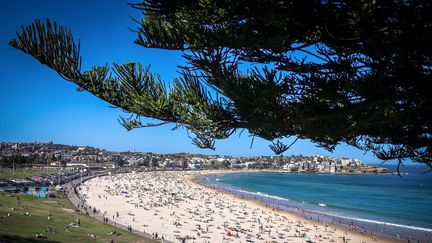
[204,165,432,241]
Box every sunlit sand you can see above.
[78,171,397,242]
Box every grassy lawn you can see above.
[0,168,58,179]
[0,192,155,243]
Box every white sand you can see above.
[78,171,398,242]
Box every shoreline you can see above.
[192,173,401,243]
[196,171,432,242]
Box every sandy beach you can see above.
[77,171,399,242]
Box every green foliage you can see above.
[0,155,36,168]
[9,1,432,168]
[269,140,290,156]
[117,160,126,167]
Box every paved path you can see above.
[62,172,170,243]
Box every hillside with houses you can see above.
[0,142,388,174]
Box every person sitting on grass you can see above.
[107,230,121,236]
[46,227,56,233]
[69,218,81,227]
[34,233,47,239]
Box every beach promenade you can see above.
[75,171,400,243]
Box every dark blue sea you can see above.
[204,164,432,241]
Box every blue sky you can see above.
[0,1,404,164]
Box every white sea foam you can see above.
[235,189,291,202]
[321,211,432,232]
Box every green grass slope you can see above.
[0,192,155,243]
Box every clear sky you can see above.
[0,1,404,164]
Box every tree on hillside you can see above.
[9,0,431,168]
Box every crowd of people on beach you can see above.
[73,171,406,243]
